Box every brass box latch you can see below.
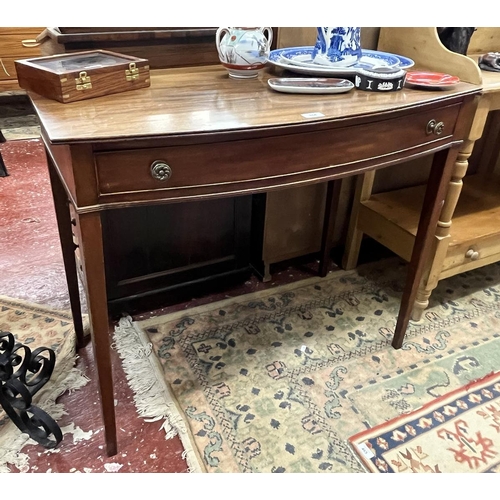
[125,62,139,81]
[75,71,92,91]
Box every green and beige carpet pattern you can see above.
[114,257,500,473]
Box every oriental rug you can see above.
[0,296,89,472]
[349,370,500,473]
[0,107,40,141]
[113,257,500,473]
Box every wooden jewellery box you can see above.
[15,49,150,103]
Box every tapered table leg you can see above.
[47,152,117,455]
[47,155,85,348]
[392,146,460,349]
[78,211,117,456]
[318,180,343,277]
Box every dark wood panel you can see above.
[101,195,253,308]
[48,28,218,40]
[38,28,221,69]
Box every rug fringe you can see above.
[345,439,370,473]
[113,316,205,473]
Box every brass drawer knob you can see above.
[22,39,41,48]
[465,249,480,260]
[150,160,172,181]
[426,119,445,136]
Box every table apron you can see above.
[93,103,461,208]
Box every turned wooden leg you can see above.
[393,146,460,349]
[411,139,476,321]
[319,180,342,277]
[411,238,447,321]
[78,212,117,456]
[46,154,86,348]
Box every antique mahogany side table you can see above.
[27,65,479,456]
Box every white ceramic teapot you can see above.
[216,27,273,79]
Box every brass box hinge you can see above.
[75,71,92,91]
[125,62,139,81]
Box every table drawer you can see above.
[0,55,42,82]
[95,103,461,198]
[0,34,42,58]
[0,57,19,81]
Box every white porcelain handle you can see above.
[215,27,230,58]
[261,27,273,49]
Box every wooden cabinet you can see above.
[0,28,43,90]
[343,27,500,320]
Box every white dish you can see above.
[267,77,354,94]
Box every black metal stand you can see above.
[0,150,8,177]
[0,331,62,449]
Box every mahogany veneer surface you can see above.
[31,65,478,143]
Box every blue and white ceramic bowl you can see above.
[267,47,415,77]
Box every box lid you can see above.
[17,49,148,76]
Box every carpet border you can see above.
[348,370,500,473]
[0,295,75,320]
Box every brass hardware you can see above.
[22,39,41,48]
[150,160,172,181]
[426,119,445,136]
[125,62,139,81]
[0,57,10,77]
[465,248,479,261]
[75,71,92,91]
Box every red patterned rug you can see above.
[349,371,500,473]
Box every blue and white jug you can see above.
[312,27,361,67]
